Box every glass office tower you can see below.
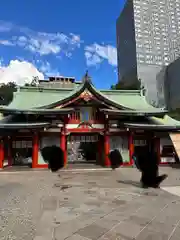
[117,0,180,106]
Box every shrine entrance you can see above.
[11,138,33,167]
[67,134,102,165]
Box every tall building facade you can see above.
[161,57,180,110]
[117,0,180,106]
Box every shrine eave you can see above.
[0,122,50,129]
[124,123,180,131]
[0,107,74,115]
[100,109,167,117]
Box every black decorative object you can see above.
[108,149,123,170]
[41,145,64,172]
[133,143,168,188]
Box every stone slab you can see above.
[0,167,180,240]
[161,186,180,197]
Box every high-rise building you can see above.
[117,0,180,106]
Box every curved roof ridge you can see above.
[99,86,164,111]
[139,93,165,111]
[18,86,75,92]
[0,73,168,113]
[150,115,180,126]
[164,115,180,124]
[100,89,141,95]
[89,84,133,110]
[38,75,136,110]
[38,81,84,109]
[7,85,77,109]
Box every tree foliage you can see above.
[0,76,40,106]
[111,78,141,90]
[24,76,39,87]
[0,82,17,105]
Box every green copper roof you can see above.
[100,109,167,116]
[100,90,162,111]
[0,115,51,129]
[0,107,74,115]
[0,122,50,129]
[124,122,180,131]
[122,115,180,130]
[150,115,180,126]
[8,87,73,109]
[0,75,165,114]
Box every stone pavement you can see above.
[0,167,180,239]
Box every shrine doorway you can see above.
[11,138,33,167]
[67,133,102,165]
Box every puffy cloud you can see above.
[85,43,117,67]
[84,51,103,67]
[36,60,60,77]
[0,40,14,46]
[0,60,44,86]
[0,20,82,56]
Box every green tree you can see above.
[0,82,17,105]
[24,76,39,87]
[111,78,141,90]
[0,76,40,106]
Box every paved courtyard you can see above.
[1,167,180,239]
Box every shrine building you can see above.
[0,72,180,170]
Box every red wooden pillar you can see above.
[0,139,4,169]
[32,133,39,168]
[104,134,110,167]
[129,131,134,166]
[98,135,102,165]
[60,132,66,166]
[7,137,12,167]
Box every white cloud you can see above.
[37,60,60,77]
[85,43,117,67]
[0,40,14,46]
[0,60,44,86]
[0,20,82,56]
[85,51,103,66]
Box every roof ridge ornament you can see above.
[80,89,93,101]
[82,71,92,84]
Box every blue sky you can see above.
[0,0,126,89]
